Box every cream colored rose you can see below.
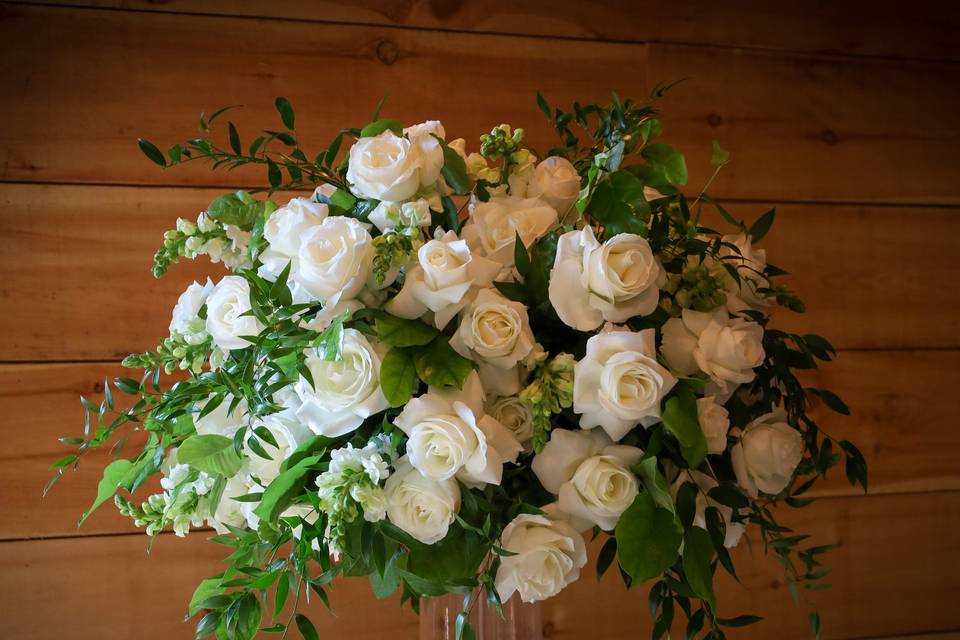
[731,410,803,497]
[670,470,745,548]
[346,130,423,202]
[697,395,731,454]
[660,309,765,396]
[205,276,265,351]
[461,196,558,274]
[532,429,643,530]
[169,279,214,344]
[719,232,769,311]
[293,329,390,437]
[293,216,373,305]
[265,197,328,257]
[573,326,676,441]
[385,230,501,329]
[486,396,534,447]
[394,371,522,487]
[403,120,445,188]
[549,227,664,331]
[385,456,461,544]
[527,156,581,215]
[494,511,587,603]
[244,413,311,486]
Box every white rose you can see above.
[385,230,501,329]
[294,216,373,305]
[461,196,557,273]
[526,156,580,215]
[573,326,676,441]
[194,394,247,438]
[731,410,803,497]
[385,456,461,544]
[670,470,745,548]
[494,511,588,603]
[532,429,643,531]
[395,371,522,487]
[169,279,214,343]
[368,198,432,233]
[346,130,422,202]
[264,197,328,258]
[403,120,445,188]
[205,276,265,351]
[719,232,769,310]
[209,475,255,534]
[661,309,765,396]
[698,396,731,454]
[486,396,534,447]
[549,227,664,331]
[450,288,539,397]
[293,329,389,437]
[245,413,310,486]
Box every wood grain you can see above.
[2,490,958,639]
[9,0,960,61]
[3,351,959,539]
[3,6,960,205]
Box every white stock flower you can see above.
[669,470,745,548]
[293,329,389,437]
[486,396,534,447]
[698,396,731,454]
[526,156,581,215]
[461,196,557,274]
[549,227,663,331]
[169,279,215,344]
[573,326,676,441]
[719,232,769,311]
[394,371,522,487]
[495,511,588,603]
[731,410,803,497]
[368,198,432,233]
[450,288,539,397]
[385,230,501,329]
[346,123,443,202]
[660,309,765,396]
[385,456,460,544]
[290,216,373,306]
[532,429,643,531]
[205,276,265,351]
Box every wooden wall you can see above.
[1,2,958,638]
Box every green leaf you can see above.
[748,208,776,242]
[206,191,266,230]
[634,457,675,514]
[588,170,650,238]
[254,454,323,527]
[683,526,717,612]
[275,97,296,130]
[661,387,708,468]
[435,135,471,195]
[596,536,618,579]
[178,434,244,477]
[79,459,133,525]
[294,614,319,640]
[376,314,439,348]
[227,122,242,155]
[414,338,473,388]
[711,140,730,168]
[137,138,166,167]
[380,347,419,407]
[808,387,850,415]
[360,119,403,138]
[615,493,682,584]
[313,311,347,361]
[536,91,552,121]
[188,573,231,617]
[718,614,763,627]
[641,143,688,186]
[267,159,282,188]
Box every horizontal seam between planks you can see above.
[841,628,960,640]
[4,1,960,66]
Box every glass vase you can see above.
[419,592,543,640]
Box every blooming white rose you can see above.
[450,288,540,397]
[385,230,501,329]
[669,470,745,548]
[265,197,328,258]
[294,216,373,305]
[486,396,534,447]
[384,456,461,544]
[573,326,676,441]
[209,475,256,534]
[494,511,588,603]
[526,156,580,215]
[549,227,664,331]
[404,120,445,188]
[719,232,769,311]
[169,279,215,344]
[205,276,265,351]
[368,198,432,233]
[245,414,311,486]
[731,410,803,497]
[532,429,643,531]
[697,395,731,454]
[395,371,522,487]
[194,394,247,438]
[461,196,557,274]
[346,123,444,202]
[660,309,765,396]
[293,329,390,437]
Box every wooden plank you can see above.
[0,4,645,189]
[3,184,958,361]
[8,0,960,61]
[2,491,958,639]
[3,351,959,539]
[647,43,960,205]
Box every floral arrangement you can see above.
[51,90,867,639]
